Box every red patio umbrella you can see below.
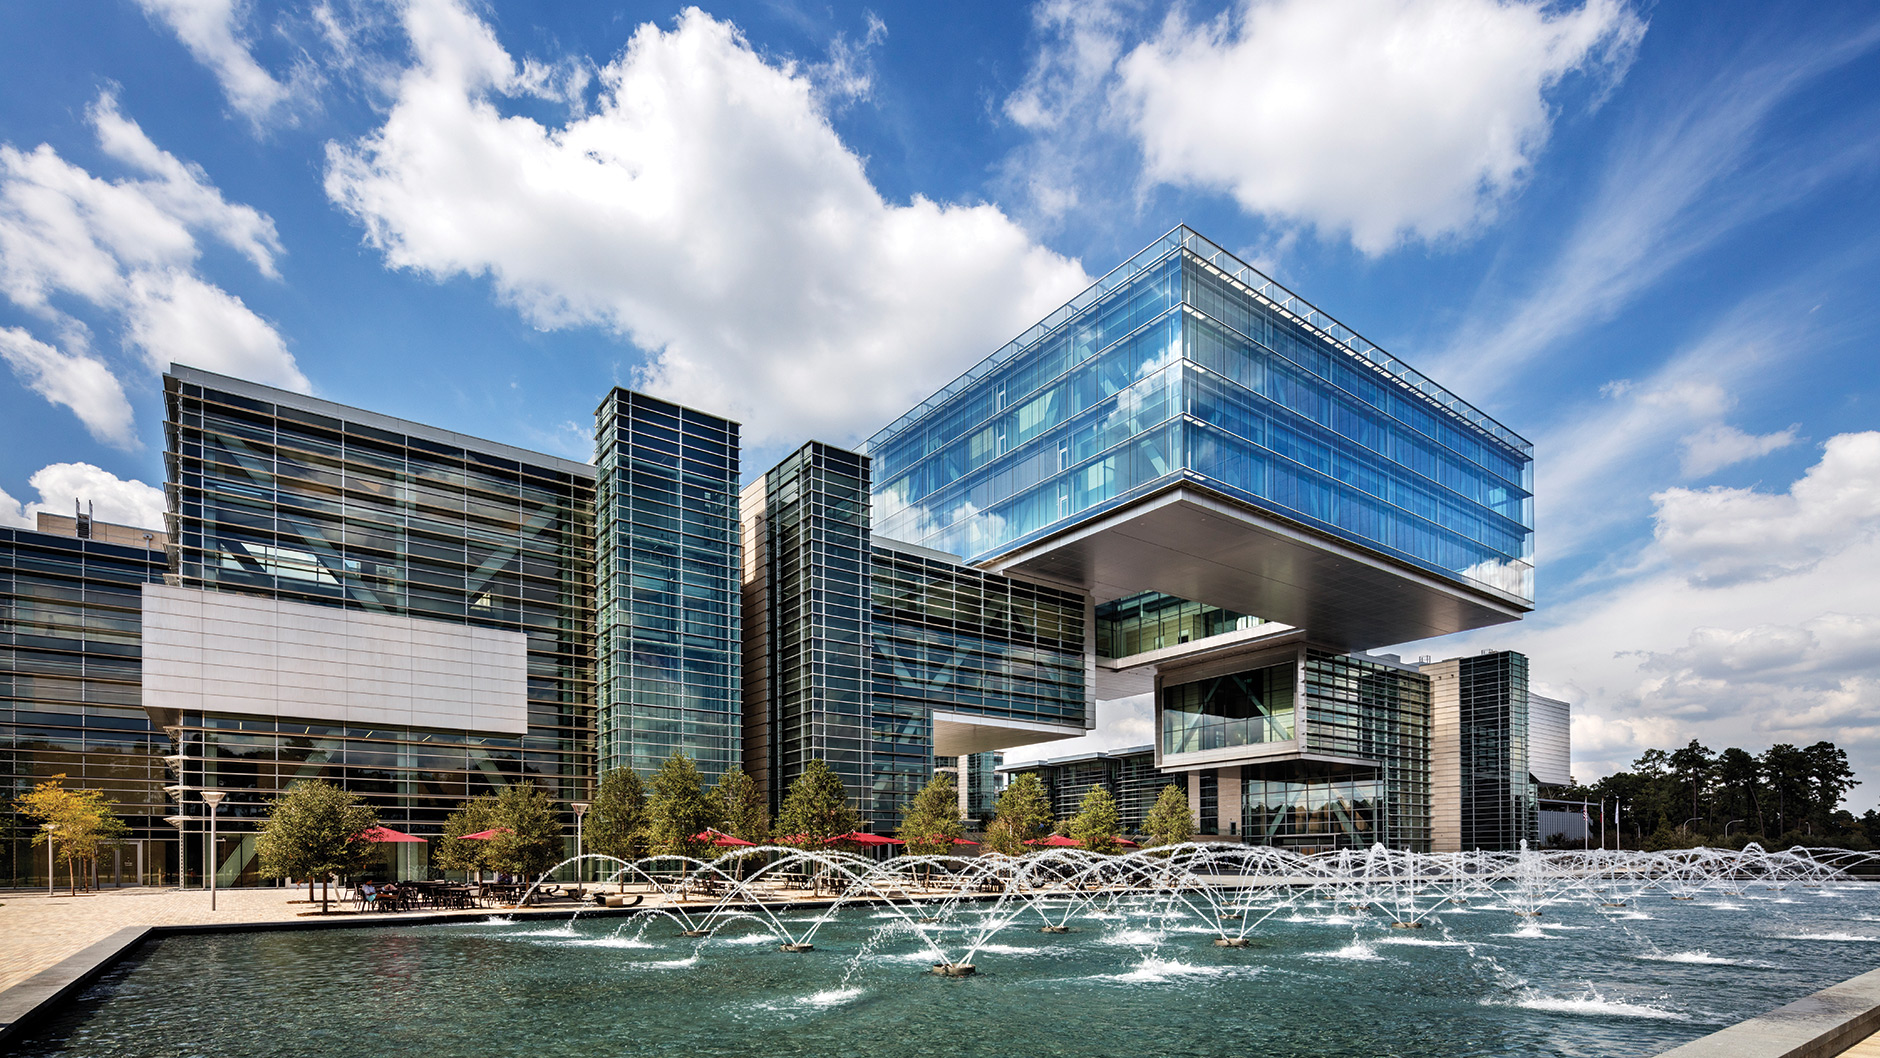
[1024,834,1082,847]
[951,837,980,846]
[1115,838,1140,848]
[692,828,756,847]
[838,832,904,846]
[360,825,425,843]
[458,828,513,840]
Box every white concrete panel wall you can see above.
[1528,693,1572,787]
[142,584,529,735]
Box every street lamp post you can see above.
[1725,819,1746,839]
[43,822,56,896]
[572,802,590,885]
[202,791,227,911]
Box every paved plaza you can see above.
[0,883,757,996]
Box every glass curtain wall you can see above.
[866,227,1533,603]
[745,442,872,816]
[1457,652,1535,850]
[595,389,741,784]
[164,370,595,877]
[1,528,173,887]
[868,543,1089,826]
[1095,591,1259,659]
[1241,760,1387,850]
[1161,663,1296,755]
[1302,651,1432,851]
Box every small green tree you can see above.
[777,759,859,847]
[983,816,1026,856]
[1068,786,1122,854]
[713,767,770,879]
[898,773,964,857]
[899,773,964,887]
[990,773,1052,853]
[588,768,649,876]
[486,781,564,881]
[436,795,500,880]
[255,780,379,912]
[1143,783,1195,848]
[14,775,129,895]
[777,760,859,894]
[648,753,722,863]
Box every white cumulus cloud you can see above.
[0,328,135,446]
[0,93,309,445]
[325,0,1090,446]
[131,0,303,127]
[1111,0,1644,253]
[1653,431,1880,586]
[1677,422,1801,478]
[0,462,166,533]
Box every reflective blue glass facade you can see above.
[595,389,742,784]
[866,227,1533,604]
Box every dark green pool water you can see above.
[16,887,1880,1058]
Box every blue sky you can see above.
[3,0,1878,798]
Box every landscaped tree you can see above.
[436,795,500,880]
[486,781,565,881]
[648,753,722,863]
[714,767,771,846]
[587,768,649,872]
[1143,783,1195,848]
[985,819,1030,860]
[254,779,379,912]
[898,773,964,861]
[14,775,129,895]
[1068,786,1122,854]
[988,773,1052,854]
[777,759,859,848]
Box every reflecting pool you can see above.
[16,883,1880,1058]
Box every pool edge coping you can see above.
[1655,965,1880,1058]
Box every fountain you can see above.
[21,841,1880,1058]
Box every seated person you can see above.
[360,880,378,908]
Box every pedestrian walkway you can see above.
[0,887,350,994]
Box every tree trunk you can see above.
[308,877,315,904]
[322,876,329,914]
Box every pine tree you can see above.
[648,753,722,862]
[1068,786,1122,854]
[1143,783,1195,848]
[254,779,379,912]
[588,768,649,871]
[989,773,1052,853]
[899,773,964,857]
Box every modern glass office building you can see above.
[867,226,1533,652]
[155,367,596,882]
[1423,650,1536,852]
[595,389,742,785]
[0,223,1554,872]
[1,522,171,887]
[741,441,1092,828]
[868,538,1089,825]
[740,442,873,815]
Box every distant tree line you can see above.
[1549,740,1871,850]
